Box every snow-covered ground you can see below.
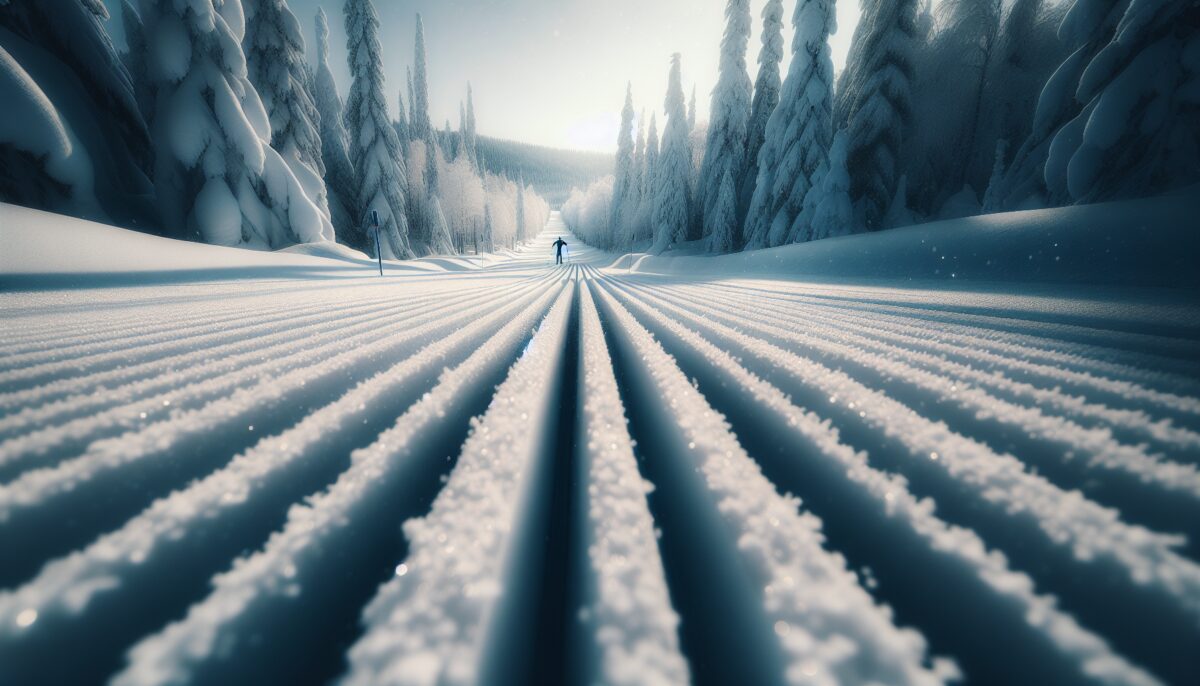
[0,206,1198,685]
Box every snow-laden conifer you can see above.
[119,0,154,123]
[612,83,637,246]
[395,88,410,143]
[1,0,153,225]
[1044,0,1200,202]
[996,1,1127,208]
[411,14,432,142]
[515,173,527,243]
[631,113,660,246]
[837,0,918,229]
[481,196,495,252]
[652,54,693,253]
[743,0,837,249]
[464,83,479,166]
[344,0,411,257]
[137,0,331,247]
[809,129,854,240]
[244,0,333,232]
[706,168,738,253]
[741,0,784,224]
[312,7,357,244]
[697,0,752,250]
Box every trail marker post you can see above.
[369,210,382,276]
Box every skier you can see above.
[552,237,568,265]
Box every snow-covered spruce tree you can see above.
[809,128,853,240]
[1044,0,1199,203]
[411,14,432,141]
[743,0,837,249]
[453,102,469,161]
[740,0,785,224]
[836,0,918,229]
[464,83,479,166]
[244,0,333,237]
[406,66,416,140]
[688,85,698,132]
[686,82,701,238]
[987,0,1059,175]
[406,12,454,254]
[395,88,409,143]
[611,83,637,248]
[0,44,99,216]
[428,196,453,254]
[997,0,1127,208]
[697,0,751,252]
[930,0,1003,200]
[136,0,330,247]
[905,0,1065,215]
[652,54,693,253]
[119,0,154,124]
[981,138,1008,211]
[312,8,358,245]
[706,168,738,253]
[0,0,154,226]
[424,142,454,254]
[624,109,646,247]
[481,196,495,252]
[344,0,412,257]
[515,173,527,243]
[440,118,453,158]
[633,112,660,246]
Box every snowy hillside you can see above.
[623,191,1200,289]
[0,203,493,289]
[1,209,1198,684]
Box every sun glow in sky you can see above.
[105,0,864,152]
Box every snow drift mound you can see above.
[0,203,468,289]
[628,192,1200,290]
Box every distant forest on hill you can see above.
[473,136,612,206]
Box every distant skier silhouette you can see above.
[552,237,568,265]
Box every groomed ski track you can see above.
[1,212,1197,685]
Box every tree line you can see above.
[0,0,550,258]
[564,0,1199,253]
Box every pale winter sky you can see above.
[104,0,866,152]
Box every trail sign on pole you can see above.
[369,210,382,276]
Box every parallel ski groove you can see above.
[110,280,567,686]
[602,278,1200,618]
[341,280,575,686]
[567,282,689,686]
[747,287,1200,396]
[593,276,1159,686]
[590,274,947,686]
[635,281,1200,501]
[0,281,563,685]
[0,220,1194,686]
[603,277,1200,683]
[0,276,547,474]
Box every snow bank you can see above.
[624,193,1200,289]
[0,203,472,283]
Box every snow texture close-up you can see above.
[2,203,1198,684]
[2,0,1199,682]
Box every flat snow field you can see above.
[1,204,1199,686]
